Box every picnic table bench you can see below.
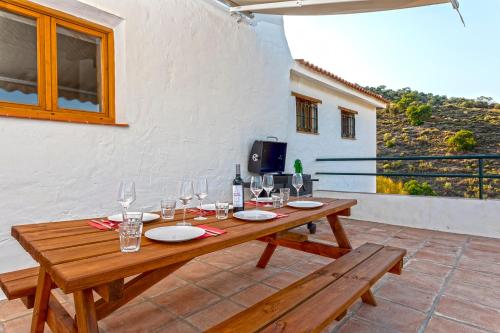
[0,198,405,333]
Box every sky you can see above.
[284,0,500,102]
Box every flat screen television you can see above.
[248,140,287,174]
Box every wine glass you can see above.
[292,173,303,200]
[178,180,194,226]
[117,181,136,213]
[194,177,208,221]
[250,176,263,210]
[263,174,274,202]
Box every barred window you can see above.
[340,108,356,139]
[295,97,318,134]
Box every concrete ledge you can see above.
[316,190,500,239]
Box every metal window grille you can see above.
[296,98,318,134]
[341,112,355,139]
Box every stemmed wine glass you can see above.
[250,176,263,210]
[263,174,274,203]
[118,181,136,213]
[292,173,303,200]
[178,180,194,226]
[194,177,208,221]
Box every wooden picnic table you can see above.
[12,197,357,333]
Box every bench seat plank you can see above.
[0,267,39,300]
[261,246,405,333]
[206,243,385,333]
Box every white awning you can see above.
[227,0,453,16]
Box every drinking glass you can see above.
[272,193,283,208]
[117,181,136,212]
[161,200,176,220]
[292,173,303,200]
[122,210,143,224]
[250,176,263,209]
[194,178,208,221]
[263,174,274,199]
[178,180,194,226]
[215,201,229,220]
[119,222,143,253]
[120,211,143,253]
[280,188,290,202]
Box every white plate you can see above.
[287,201,324,209]
[233,210,277,221]
[145,226,205,242]
[198,204,234,211]
[108,212,160,223]
[250,197,273,203]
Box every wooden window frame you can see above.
[295,95,319,135]
[339,107,356,139]
[0,0,121,126]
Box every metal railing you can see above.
[316,154,500,199]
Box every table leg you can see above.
[31,268,53,333]
[327,214,352,250]
[256,243,278,268]
[95,261,188,320]
[328,213,378,306]
[361,290,377,306]
[74,289,99,333]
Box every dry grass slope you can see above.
[376,105,500,199]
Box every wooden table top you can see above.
[12,198,356,294]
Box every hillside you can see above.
[367,86,500,199]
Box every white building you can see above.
[287,59,387,193]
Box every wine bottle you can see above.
[232,164,245,212]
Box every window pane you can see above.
[56,25,101,112]
[0,9,38,105]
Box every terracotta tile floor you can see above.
[2,218,500,333]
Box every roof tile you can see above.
[295,59,389,104]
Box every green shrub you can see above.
[401,133,410,143]
[387,103,401,114]
[406,104,432,126]
[403,180,436,196]
[391,161,402,168]
[383,133,397,147]
[385,138,397,148]
[397,92,418,110]
[446,130,476,151]
[416,134,429,143]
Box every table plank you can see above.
[49,200,355,292]
[25,199,335,266]
[39,218,250,266]
[12,198,350,294]
[12,198,337,239]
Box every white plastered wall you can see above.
[318,191,500,239]
[286,65,382,193]
[0,0,293,294]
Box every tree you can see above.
[477,96,493,104]
[447,130,476,152]
[397,92,418,111]
[406,104,432,126]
